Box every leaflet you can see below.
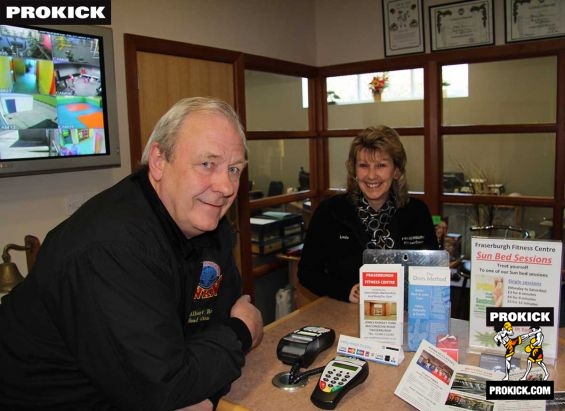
[359,263,404,347]
[394,339,545,411]
[407,266,451,351]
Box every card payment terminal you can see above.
[310,355,369,409]
[276,326,335,368]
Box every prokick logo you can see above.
[0,0,111,25]
[485,307,554,400]
[486,307,554,327]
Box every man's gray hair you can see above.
[140,97,247,165]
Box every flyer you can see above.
[359,263,404,347]
[395,339,546,411]
[407,266,451,352]
[468,238,562,364]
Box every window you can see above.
[246,70,309,131]
[247,139,310,197]
[321,65,469,106]
[441,64,469,98]
[442,58,555,125]
[325,69,422,104]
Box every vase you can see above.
[373,93,381,102]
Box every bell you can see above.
[0,244,28,294]
[0,261,25,293]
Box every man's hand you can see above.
[230,294,263,349]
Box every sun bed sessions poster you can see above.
[468,237,562,364]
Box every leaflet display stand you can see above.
[361,250,450,351]
[363,249,450,267]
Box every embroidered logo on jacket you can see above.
[194,261,222,299]
[401,235,425,246]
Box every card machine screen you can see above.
[277,326,335,368]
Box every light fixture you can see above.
[0,235,40,294]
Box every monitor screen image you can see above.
[0,23,120,177]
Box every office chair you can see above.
[267,181,284,197]
[298,167,310,191]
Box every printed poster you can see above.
[468,237,562,364]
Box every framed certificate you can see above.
[505,0,565,43]
[430,0,494,52]
[382,0,425,56]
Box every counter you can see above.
[219,297,565,411]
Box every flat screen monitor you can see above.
[0,23,120,177]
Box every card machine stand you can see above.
[273,326,335,391]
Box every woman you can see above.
[297,125,438,303]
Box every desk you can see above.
[219,297,565,411]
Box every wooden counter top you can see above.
[219,297,565,411]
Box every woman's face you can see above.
[355,148,399,210]
[436,221,448,240]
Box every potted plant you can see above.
[327,91,340,105]
[369,73,389,102]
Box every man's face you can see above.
[149,111,246,238]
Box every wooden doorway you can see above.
[134,53,234,169]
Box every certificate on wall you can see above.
[382,0,424,56]
[467,237,562,365]
[505,0,565,43]
[430,0,494,52]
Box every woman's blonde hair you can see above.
[345,125,409,207]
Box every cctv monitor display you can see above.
[0,23,120,176]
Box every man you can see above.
[0,97,263,410]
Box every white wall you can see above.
[0,0,316,271]
[315,0,386,66]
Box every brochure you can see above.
[479,353,520,374]
[394,339,546,411]
[546,391,565,410]
[407,266,451,351]
[359,263,404,347]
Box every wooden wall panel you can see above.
[135,52,234,166]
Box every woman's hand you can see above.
[349,283,360,303]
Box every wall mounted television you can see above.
[0,23,120,177]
